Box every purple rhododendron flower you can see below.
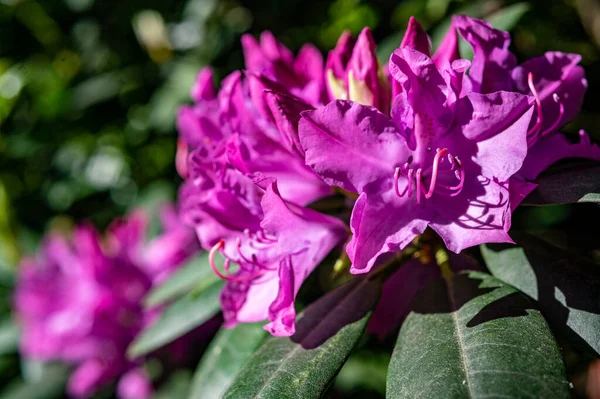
[210,179,346,336]
[325,27,391,114]
[242,31,327,107]
[299,46,534,273]
[446,16,600,206]
[15,206,200,398]
[177,48,344,335]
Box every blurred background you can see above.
[0,0,599,396]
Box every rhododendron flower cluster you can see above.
[14,205,200,399]
[177,15,600,337]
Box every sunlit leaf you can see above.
[144,252,220,308]
[128,280,223,359]
[189,323,267,399]
[387,271,569,398]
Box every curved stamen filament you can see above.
[539,93,565,136]
[209,239,266,282]
[527,72,544,144]
[526,73,566,145]
[394,149,465,202]
[415,169,423,204]
[422,148,448,199]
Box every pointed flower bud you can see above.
[326,30,355,100]
[400,16,432,56]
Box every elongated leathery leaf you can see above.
[388,271,569,398]
[145,252,220,308]
[223,275,382,399]
[522,164,600,205]
[189,323,267,399]
[128,280,224,358]
[482,231,600,356]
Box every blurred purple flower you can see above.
[15,206,200,398]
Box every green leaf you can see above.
[522,164,600,205]
[0,364,69,399]
[223,275,382,398]
[376,32,403,64]
[189,323,267,399]
[487,2,530,32]
[128,280,224,358]
[144,252,220,308]
[482,232,600,356]
[0,318,18,355]
[335,351,389,395]
[387,271,570,398]
[130,181,175,239]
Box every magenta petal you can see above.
[348,190,429,274]
[455,91,534,182]
[299,100,407,193]
[68,360,115,398]
[260,31,295,65]
[509,177,538,210]
[389,47,450,121]
[326,30,355,80]
[454,15,516,93]
[191,67,216,102]
[432,18,460,68]
[117,368,153,399]
[367,259,440,339]
[512,52,587,134]
[264,90,313,156]
[294,44,325,86]
[429,178,514,253]
[400,16,432,56]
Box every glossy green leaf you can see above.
[482,232,600,356]
[223,275,382,399]
[0,364,69,399]
[144,252,220,308]
[388,271,569,398]
[522,164,600,205]
[189,322,267,399]
[128,280,223,358]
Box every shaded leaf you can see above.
[152,370,192,399]
[128,280,224,358]
[144,252,220,308]
[482,232,600,356]
[189,323,267,399]
[387,271,569,398]
[0,318,18,356]
[335,352,389,395]
[223,275,382,398]
[0,364,68,399]
[522,164,600,205]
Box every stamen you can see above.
[526,72,544,144]
[406,169,414,198]
[415,169,423,204]
[422,148,448,199]
[539,93,565,136]
[209,239,267,282]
